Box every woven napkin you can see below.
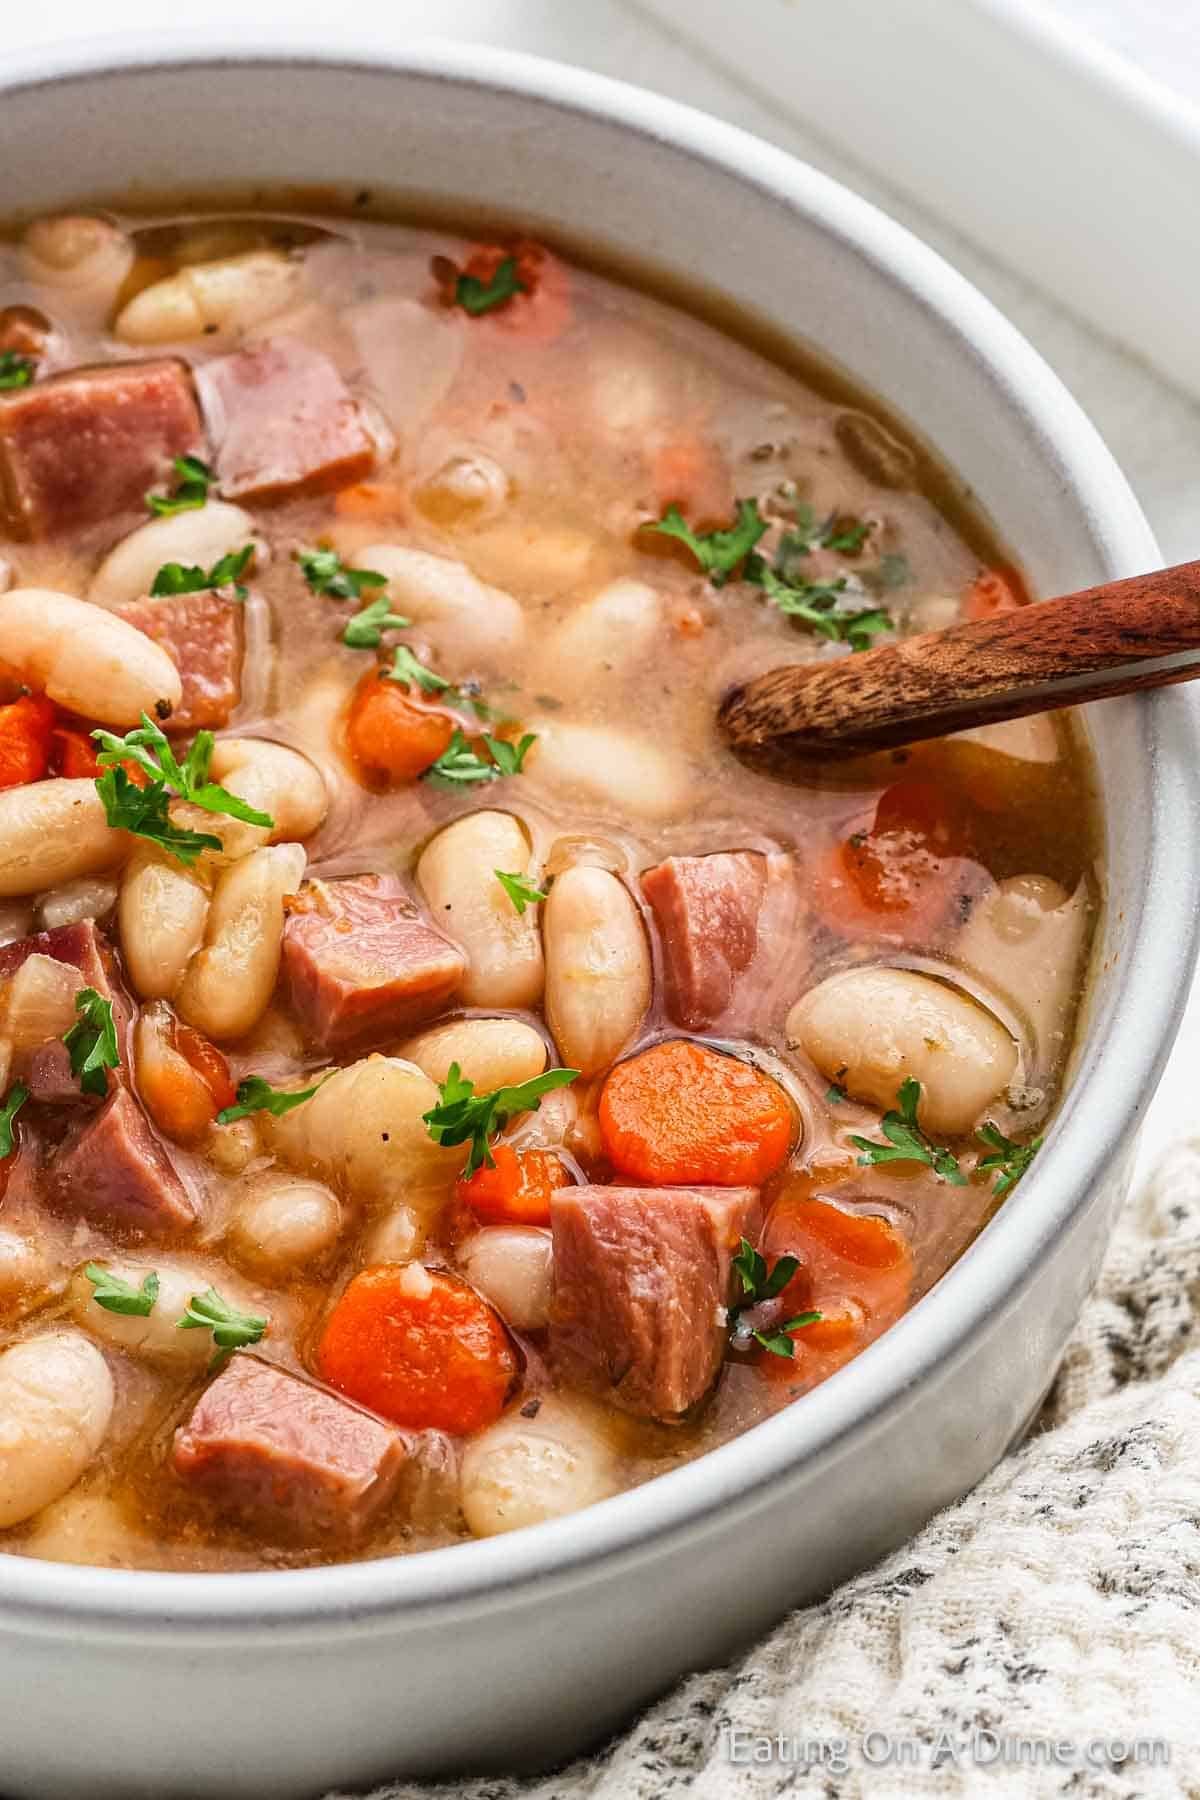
[342,1139,1200,1799]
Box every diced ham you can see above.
[550,1183,762,1421]
[173,1353,406,1536]
[641,849,801,1032]
[43,1088,196,1237]
[281,874,465,1050]
[0,920,129,1101]
[198,336,375,502]
[0,359,203,538]
[114,591,243,732]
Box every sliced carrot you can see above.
[53,723,150,787]
[758,1189,913,1380]
[651,438,732,528]
[456,1145,571,1226]
[345,668,455,784]
[809,778,976,947]
[963,564,1027,622]
[0,694,56,789]
[334,480,408,520]
[136,1008,233,1145]
[172,1020,236,1114]
[599,1040,793,1187]
[317,1263,518,1434]
[455,240,572,344]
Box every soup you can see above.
[0,207,1097,1570]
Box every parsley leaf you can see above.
[63,988,120,1098]
[342,598,413,648]
[0,351,34,391]
[177,1287,268,1370]
[423,1063,579,1177]
[151,544,254,600]
[494,869,549,915]
[217,1076,325,1125]
[825,1082,848,1105]
[85,1264,159,1318]
[731,1237,800,1314]
[746,558,894,653]
[850,1078,967,1185]
[821,517,873,554]
[454,256,527,316]
[298,548,387,602]
[385,644,451,694]
[146,454,213,518]
[94,768,223,866]
[976,1122,1043,1198]
[752,1313,824,1358]
[649,498,767,587]
[423,729,536,789]
[93,716,273,846]
[0,1083,28,1158]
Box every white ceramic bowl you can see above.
[0,37,1196,1800]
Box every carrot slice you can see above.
[809,778,976,947]
[53,723,151,787]
[453,240,572,344]
[0,694,56,789]
[757,1189,913,1380]
[456,1144,570,1226]
[317,1263,518,1434]
[651,439,732,528]
[137,1008,234,1145]
[599,1040,793,1186]
[172,1020,236,1113]
[963,565,1027,622]
[345,668,455,784]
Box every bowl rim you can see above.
[1,30,1197,1636]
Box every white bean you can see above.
[119,844,210,1001]
[204,738,329,860]
[461,1400,618,1537]
[67,1262,216,1368]
[362,1205,425,1264]
[228,1176,342,1275]
[956,876,1090,1066]
[0,589,182,727]
[262,1055,465,1223]
[89,503,258,608]
[35,875,119,932]
[401,1017,547,1092]
[417,812,544,1010]
[23,1491,136,1567]
[460,1227,554,1331]
[0,780,125,898]
[0,1229,60,1317]
[543,865,651,1075]
[21,216,133,317]
[352,544,525,665]
[175,843,305,1041]
[0,1332,114,1528]
[113,249,303,344]
[789,966,1018,1137]
[532,579,661,698]
[133,1003,218,1147]
[523,718,690,823]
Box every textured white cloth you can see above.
[345,1141,1200,1799]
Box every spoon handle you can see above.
[718,558,1200,759]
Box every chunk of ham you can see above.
[115,591,243,732]
[198,336,375,501]
[0,920,128,1103]
[43,1087,196,1236]
[641,849,802,1032]
[281,874,466,1050]
[550,1184,762,1420]
[0,359,203,537]
[173,1354,406,1536]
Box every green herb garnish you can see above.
[0,351,34,391]
[825,1082,848,1105]
[976,1122,1043,1198]
[423,729,536,789]
[494,869,549,915]
[63,988,120,1098]
[94,769,223,866]
[751,1313,824,1359]
[298,548,387,602]
[84,1264,159,1318]
[92,715,272,867]
[849,1078,966,1185]
[649,498,767,587]
[0,1083,28,1158]
[216,1076,326,1125]
[146,454,213,517]
[731,1238,800,1313]
[454,256,527,316]
[151,544,254,600]
[746,558,894,653]
[384,644,451,695]
[341,597,413,648]
[178,1287,268,1371]
[423,1062,579,1178]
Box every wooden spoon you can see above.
[718,558,1200,760]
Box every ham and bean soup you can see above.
[0,207,1097,1569]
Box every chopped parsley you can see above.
[423,729,536,789]
[92,716,272,867]
[385,644,451,695]
[0,351,34,391]
[342,597,413,648]
[151,544,254,600]
[146,454,213,517]
[298,547,387,602]
[423,1063,579,1178]
[849,1078,967,1185]
[778,503,873,559]
[977,1122,1043,1198]
[85,1264,159,1318]
[751,1313,824,1358]
[0,1083,28,1158]
[63,989,120,1098]
[745,557,894,653]
[825,1082,848,1105]
[648,498,766,587]
[177,1287,268,1371]
[454,256,527,316]
[494,869,549,915]
[731,1238,799,1312]
[217,1075,326,1125]
[94,769,223,865]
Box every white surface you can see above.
[0,0,1196,1180]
